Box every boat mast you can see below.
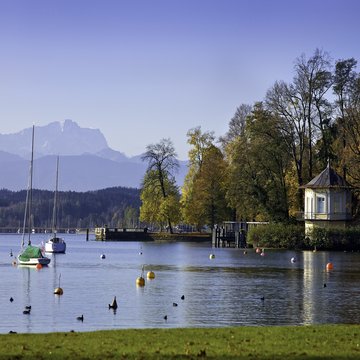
[52,156,59,236]
[27,125,35,246]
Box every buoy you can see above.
[136,276,145,287]
[243,250,247,255]
[100,254,106,259]
[36,263,42,270]
[209,254,215,259]
[260,250,265,256]
[326,262,334,271]
[291,257,296,263]
[54,287,63,295]
[147,271,155,279]
[12,260,17,266]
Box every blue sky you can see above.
[1,0,359,160]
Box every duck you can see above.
[9,297,14,302]
[23,309,31,315]
[260,296,265,301]
[181,295,185,300]
[173,302,178,307]
[25,305,31,310]
[163,315,168,320]
[76,315,84,321]
[108,296,118,310]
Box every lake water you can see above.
[1,233,360,334]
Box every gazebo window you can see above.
[317,196,325,213]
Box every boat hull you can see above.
[17,255,51,266]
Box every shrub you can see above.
[308,226,360,251]
[247,223,305,249]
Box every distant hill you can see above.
[0,120,187,191]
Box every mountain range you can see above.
[0,120,187,191]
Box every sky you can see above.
[0,0,360,160]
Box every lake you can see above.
[1,233,360,334]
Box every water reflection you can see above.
[1,234,360,333]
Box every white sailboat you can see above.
[17,125,51,266]
[45,156,66,253]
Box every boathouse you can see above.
[301,163,352,236]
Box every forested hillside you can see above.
[0,187,140,230]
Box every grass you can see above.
[1,325,360,359]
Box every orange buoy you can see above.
[326,262,334,271]
[36,263,42,270]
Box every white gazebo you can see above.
[302,163,352,235]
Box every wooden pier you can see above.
[95,227,151,241]
[212,227,247,248]
[212,221,269,248]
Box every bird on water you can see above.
[77,315,84,321]
[108,296,118,310]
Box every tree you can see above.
[225,103,292,221]
[333,58,358,179]
[293,49,333,176]
[219,104,252,147]
[181,127,216,229]
[140,139,180,233]
[189,145,230,229]
[266,49,333,208]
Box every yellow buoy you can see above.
[54,287,63,295]
[147,271,155,279]
[136,276,145,287]
[326,262,334,271]
[209,254,215,259]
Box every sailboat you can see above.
[17,125,51,266]
[45,156,66,253]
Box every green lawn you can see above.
[1,325,359,359]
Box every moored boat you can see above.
[45,236,66,253]
[17,125,51,266]
[44,156,66,254]
[18,245,51,265]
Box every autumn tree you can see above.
[181,127,215,228]
[140,138,181,233]
[188,145,230,229]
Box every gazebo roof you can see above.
[302,163,351,189]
